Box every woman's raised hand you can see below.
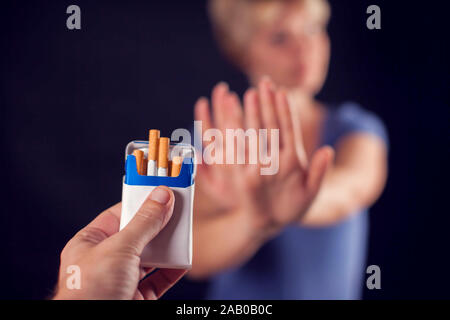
[194,77,334,230]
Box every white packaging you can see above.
[120,141,196,269]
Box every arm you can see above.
[300,133,388,226]
[190,133,387,279]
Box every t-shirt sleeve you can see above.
[327,102,389,150]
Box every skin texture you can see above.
[189,2,387,279]
[53,186,187,300]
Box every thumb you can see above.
[108,186,175,256]
[306,146,334,197]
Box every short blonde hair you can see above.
[208,0,331,65]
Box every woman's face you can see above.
[244,4,330,95]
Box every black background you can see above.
[1,0,448,299]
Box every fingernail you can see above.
[198,97,208,105]
[229,91,238,99]
[218,81,229,90]
[150,187,170,205]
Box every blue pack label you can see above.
[124,154,194,187]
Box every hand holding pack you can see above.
[120,130,196,269]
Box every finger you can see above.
[139,267,156,280]
[223,92,246,170]
[139,268,188,300]
[244,88,261,131]
[244,88,261,167]
[66,203,122,252]
[258,77,279,155]
[133,291,144,300]
[212,82,229,131]
[194,97,212,133]
[289,97,308,169]
[194,97,214,151]
[144,267,156,274]
[306,146,334,197]
[84,202,122,236]
[107,186,175,256]
[275,89,295,150]
[258,77,279,131]
[224,92,244,129]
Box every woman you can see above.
[171,0,388,299]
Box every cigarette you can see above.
[147,129,160,176]
[171,156,183,177]
[168,160,173,177]
[142,158,148,176]
[132,149,144,175]
[158,137,170,177]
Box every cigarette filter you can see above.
[132,150,144,175]
[171,156,183,177]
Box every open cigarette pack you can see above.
[120,133,196,269]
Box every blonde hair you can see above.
[208,0,331,65]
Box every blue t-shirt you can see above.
[165,102,389,300]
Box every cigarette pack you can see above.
[120,141,196,269]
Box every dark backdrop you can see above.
[1,0,448,299]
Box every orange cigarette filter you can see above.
[171,156,183,177]
[142,158,148,176]
[158,137,170,169]
[148,129,160,161]
[133,149,144,175]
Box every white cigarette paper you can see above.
[158,167,168,177]
[147,159,157,176]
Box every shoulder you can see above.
[323,102,389,149]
